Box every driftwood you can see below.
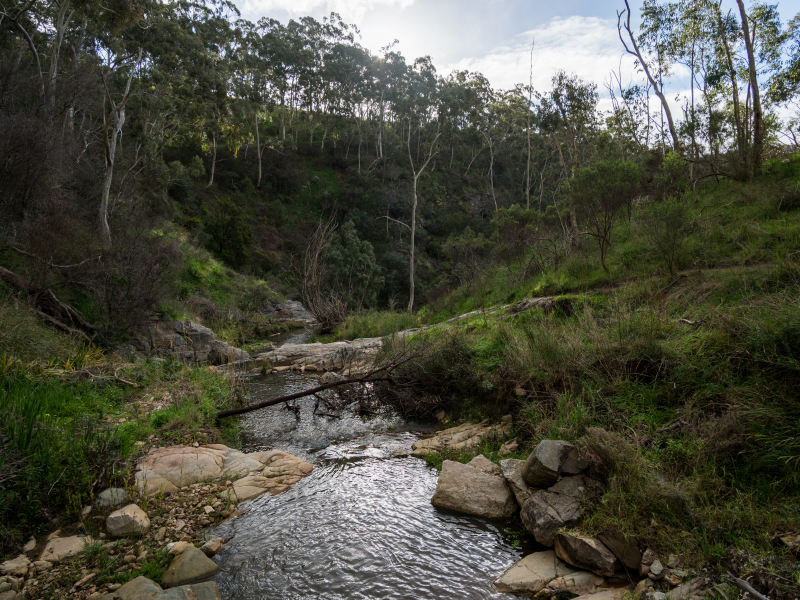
[726,572,771,600]
[0,265,96,337]
[216,352,419,419]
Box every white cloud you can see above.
[239,0,415,23]
[443,16,638,93]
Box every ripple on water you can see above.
[214,353,526,599]
[212,441,524,600]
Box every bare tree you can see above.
[406,122,440,313]
[99,48,142,249]
[296,214,347,332]
[618,0,680,151]
[736,0,763,176]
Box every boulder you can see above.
[499,439,519,456]
[94,488,130,508]
[115,576,163,599]
[39,536,96,563]
[640,548,658,577]
[207,340,250,365]
[598,531,642,570]
[494,550,574,594]
[199,538,223,557]
[133,582,222,600]
[22,538,36,554]
[162,546,220,588]
[555,533,620,577]
[107,504,151,537]
[522,440,585,487]
[548,570,607,594]
[467,454,501,475]
[521,489,581,547]
[431,460,517,519]
[0,591,16,600]
[0,555,30,576]
[499,459,533,506]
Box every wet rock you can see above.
[200,538,223,557]
[0,556,30,577]
[555,533,620,577]
[467,454,501,475]
[39,536,96,563]
[494,550,574,594]
[162,546,220,588]
[598,530,642,570]
[94,488,130,508]
[431,460,517,519]
[499,459,533,506]
[522,440,586,487]
[107,504,150,537]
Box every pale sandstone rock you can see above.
[571,588,631,600]
[467,454,501,475]
[94,488,130,508]
[39,536,96,563]
[107,504,150,537]
[0,556,30,577]
[199,538,223,557]
[412,419,513,453]
[431,460,517,519]
[135,445,312,499]
[548,570,607,594]
[162,546,220,588]
[494,550,573,594]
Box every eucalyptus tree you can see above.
[538,70,599,245]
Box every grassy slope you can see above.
[340,159,800,589]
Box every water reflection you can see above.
[212,331,525,599]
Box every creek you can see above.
[211,330,528,599]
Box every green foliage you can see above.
[326,220,384,310]
[634,197,689,274]
[204,197,254,268]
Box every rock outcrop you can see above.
[554,533,620,577]
[411,417,512,457]
[132,320,250,366]
[500,459,533,506]
[135,444,312,501]
[431,459,517,519]
[494,550,576,595]
[261,300,317,326]
[522,439,586,487]
[258,338,383,374]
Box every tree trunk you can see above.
[48,0,73,110]
[550,132,579,246]
[619,0,680,151]
[255,112,262,189]
[206,133,217,188]
[99,49,140,250]
[716,5,745,162]
[737,0,763,176]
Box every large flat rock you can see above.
[431,460,517,519]
[135,445,312,500]
[412,418,512,455]
[162,546,220,588]
[494,550,574,594]
[555,533,620,577]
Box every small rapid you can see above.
[211,329,528,599]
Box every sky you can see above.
[233,0,800,112]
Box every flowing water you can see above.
[211,329,528,599]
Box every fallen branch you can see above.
[113,368,139,388]
[217,350,420,419]
[657,274,687,296]
[34,310,92,342]
[726,573,770,600]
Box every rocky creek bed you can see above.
[1,328,711,600]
